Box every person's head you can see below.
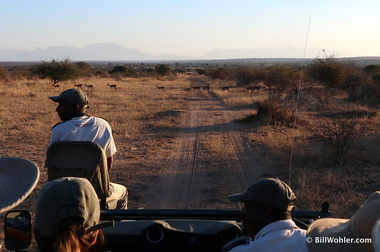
[49,89,89,121]
[0,157,39,214]
[34,177,108,252]
[307,191,380,252]
[228,178,296,236]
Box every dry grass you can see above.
[213,83,380,218]
[0,76,191,216]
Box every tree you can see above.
[109,65,128,74]
[32,58,80,85]
[307,55,349,88]
[74,61,92,77]
[155,64,171,76]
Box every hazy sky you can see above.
[1,0,379,58]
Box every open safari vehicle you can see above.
[5,204,331,251]
[4,142,332,251]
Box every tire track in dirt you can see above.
[148,92,265,209]
[222,111,265,186]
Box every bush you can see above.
[264,65,299,100]
[373,74,380,84]
[255,101,294,126]
[363,64,380,76]
[206,67,230,80]
[307,56,350,88]
[109,65,128,74]
[232,67,266,86]
[347,84,380,106]
[310,116,369,160]
[75,61,92,77]
[155,64,171,76]
[0,66,9,82]
[195,68,206,75]
[282,89,313,119]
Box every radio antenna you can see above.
[288,15,311,186]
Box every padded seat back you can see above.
[45,141,110,201]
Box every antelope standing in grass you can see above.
[219,86,230,92]
[202,86,211,92]
[191,85,201,91]
[156,85,165,92]
[74,84,83,89]
[53,84,60,89]
[107,84,117,90]
[245,86,262,94]
[85,84,94,91]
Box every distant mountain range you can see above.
[0,43,150,61]
[0,43,379,64]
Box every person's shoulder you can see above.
[51,122,63,130]
[93,116,112,126]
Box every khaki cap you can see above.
[34,177,102,238]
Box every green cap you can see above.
[228,178,296,211]
[34,177,101,238]
[49,89,89,108]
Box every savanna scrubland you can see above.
[0,56,379,228]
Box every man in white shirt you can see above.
[48,88,128,209]
[223,178,307,252]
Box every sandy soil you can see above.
[134,91,271,210]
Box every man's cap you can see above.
[48,89,89,108]
[307,191,380,252]
[0,157,40,214]
[34,177,112,238]
[228,178,296,211]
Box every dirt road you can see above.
[145,91,267,209]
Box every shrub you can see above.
[255,101,294,126]
[363,64,380,76]
[310,116,369,160]
[307,55,350,88]
[109,65,128,74]
[264,65,299,100]
[155,64,171,76]
[0,66,9,82]
[75,61,92,77]
[373,74,380,84]
[347,84,380,106]
[282,89,313,119]
[206,67,230,80]
[195,68,206,75]
[232,67,266,86]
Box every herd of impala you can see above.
[53,82,268,95]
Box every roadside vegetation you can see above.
[0,55,379,222]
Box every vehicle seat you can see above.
[45,141,110,209]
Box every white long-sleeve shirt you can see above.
[227,219,308,252]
